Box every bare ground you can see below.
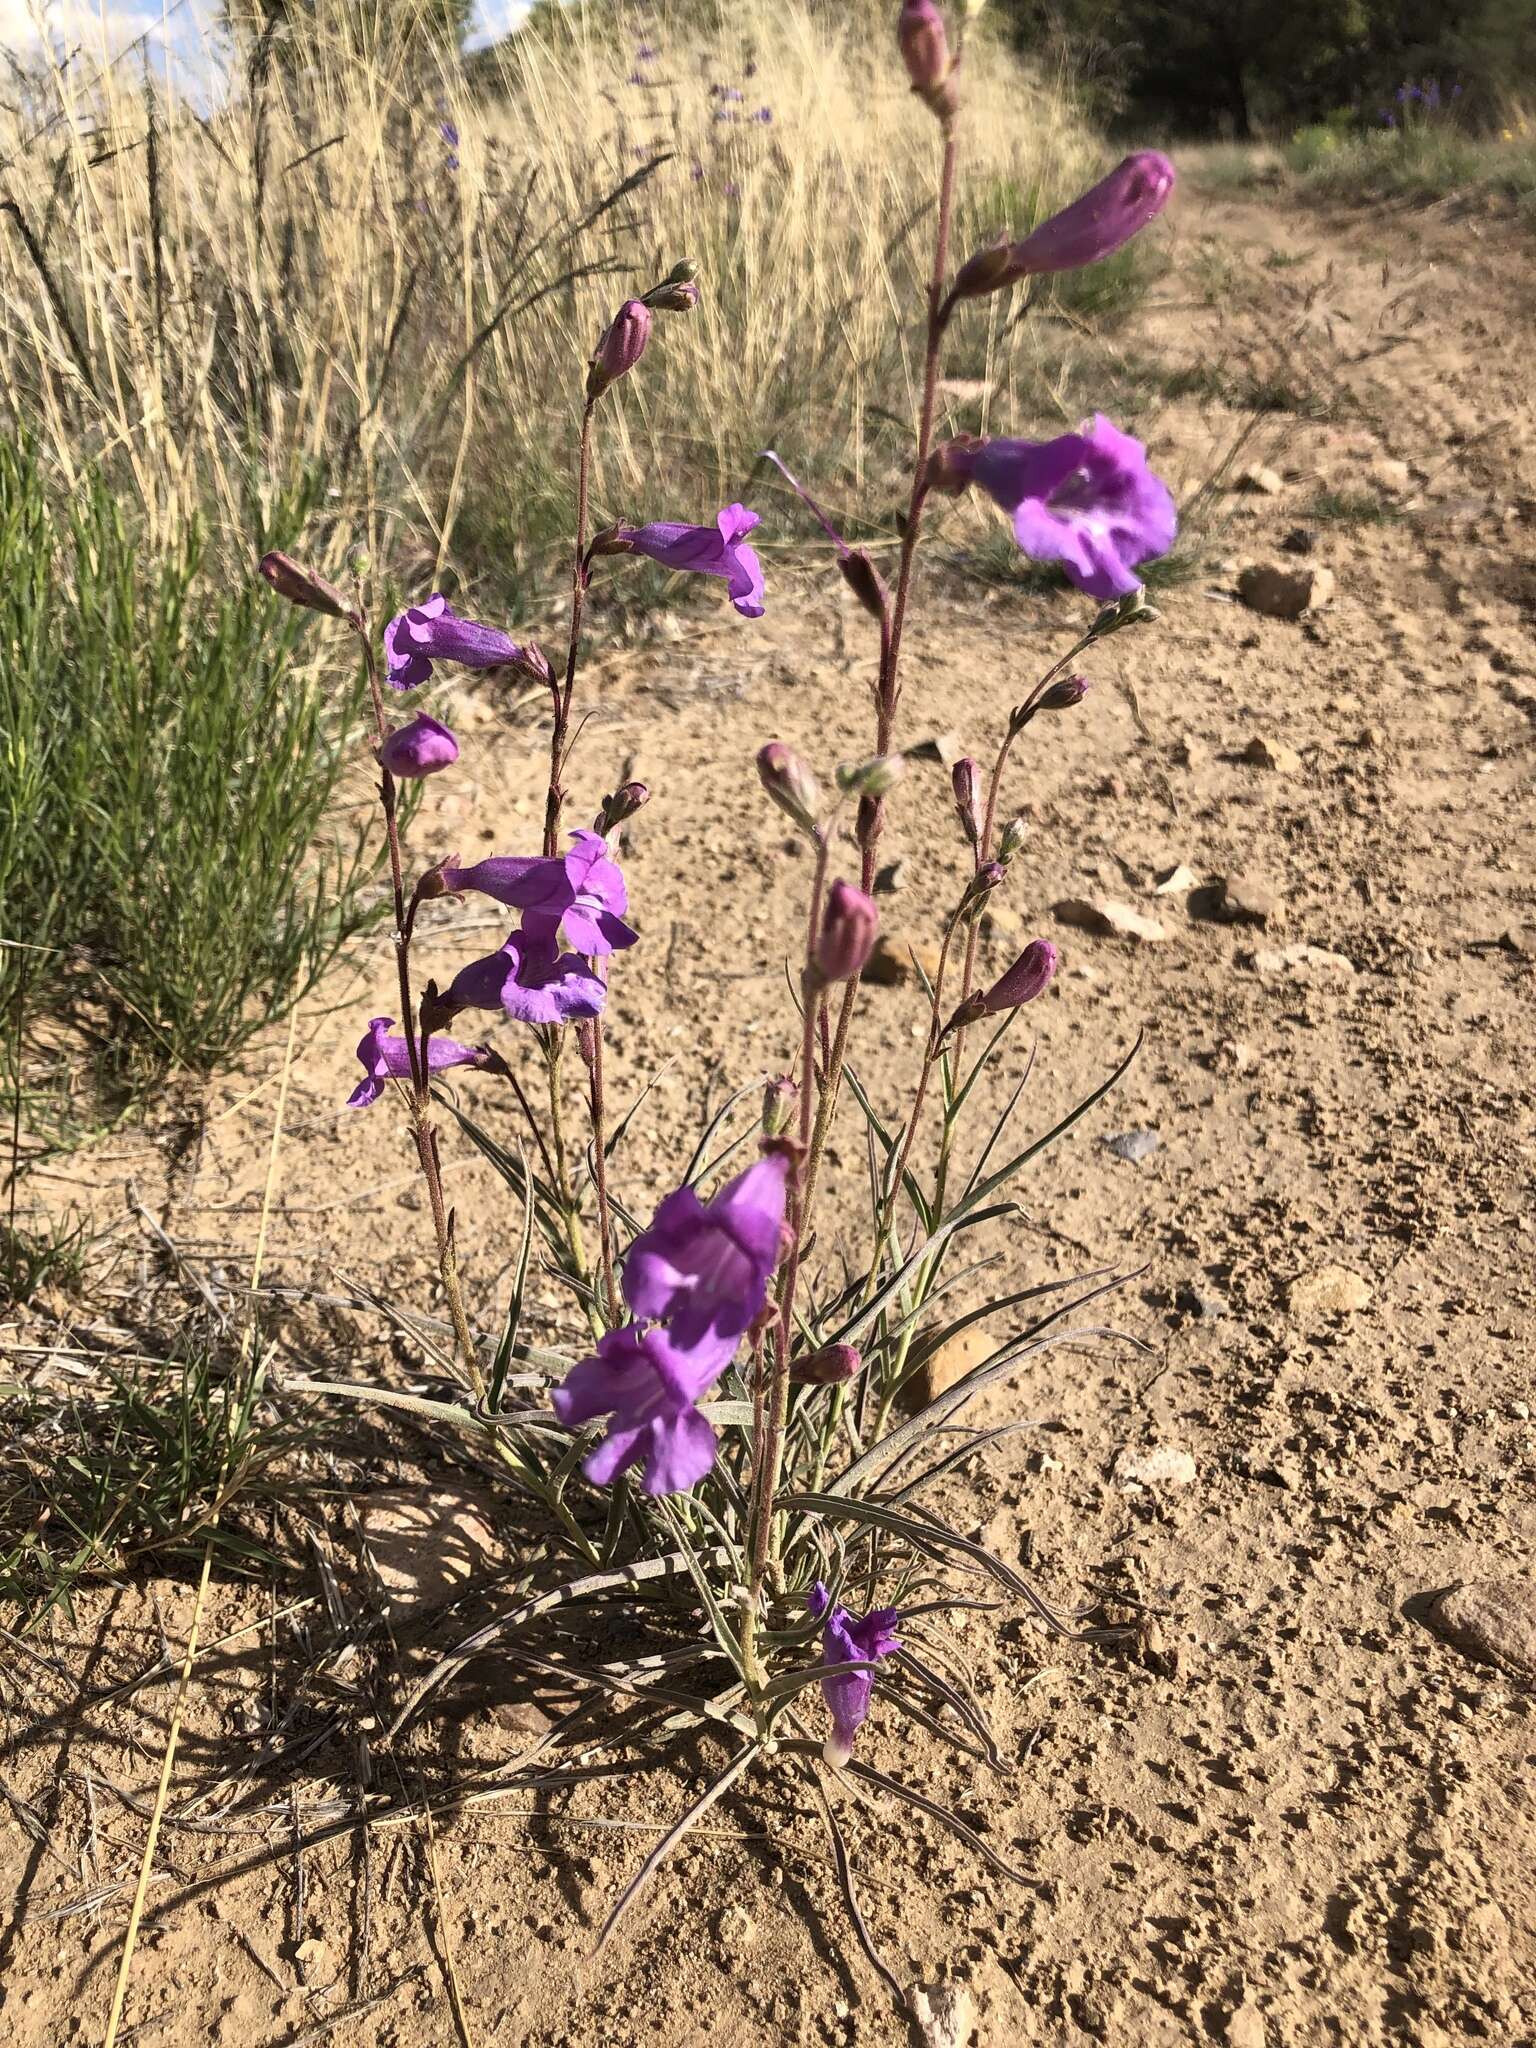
[3,177,1536,2046]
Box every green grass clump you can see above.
[0,439,383,1104]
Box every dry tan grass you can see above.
[0,1,1109,588]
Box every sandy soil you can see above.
[4,177,1536,2046]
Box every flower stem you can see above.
[355,618,481,1391]
[547,398,596,860]
[582,1011,621,1325]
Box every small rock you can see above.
[1153,862,1198,896]
[1225,2001,1268,2048]
[1174,734,1210,771]
[1217,873,1284,927]
[1280,526,1317,555]
[1214,1037,1255,1072]
[1288,1265,1373,1317]
[1429,1579,1536,1682]
[1234,464,1284,495]
[909,1980,976,2048]
[873,860,907,896]
[1501,923,1536,959]
[716,1901,754,1948]
[908,731,964,768]
[1176,1281,1227,1320]
[863,934,944,987]
[1114,1444,1197,1490]
[1249,942,1355,978]
[1237,563,1336,620]
[1242,734,1304,775]
[1054,896,1167,944]
[901,1327,992,1410]
[1104,1128,1160,1162]
[293,1937,334,1982]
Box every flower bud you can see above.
[665,258,700,283]
[346,543,370,578]
[587,298,652,400]
[595,781,650,834]
[258,550,351,620]
[1008,152,1176,278]
[789,1341,863,1386]
[837,547,889,624]
[951,757,982,848]
[960,860,1006,919]
[815,880,879,983]
[1090,586,1159,638]
[897,0,957,119]
[1035,673,1091,712]
[836,753,904,799]
[648,279,700,312]
[513,642,555,688]
[757,741,822,836]
[941,938,1059,1037]
[762,1075,798,1137]
[952,235,1023,302]
[996,816,1027,863]
[923,436,984,497]
[377,713,459,780]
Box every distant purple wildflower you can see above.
[936,415,1177,601]
[443,830,637,956]
[377,713,459,780]
[551,1323,724,1495]
[627,71,647,86]
[752,106,773,123]
[440,931,606,1027]
[603,505,766,617]
[636,41,657,58]
[383,595,528,690]
[347,1016,488,1108]
[623,1152,788,1353]
[808,1583,901,1766]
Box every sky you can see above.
[0,0,533,102]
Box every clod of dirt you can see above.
[909,1979,976,2048]
[902,1326,992,1409]
[1501,923,1536,959]
[1153,863,1198,895]
[1280,526,1317,554]
[1248,942,1356,977]
[1237,563,1336,619]
[1053,896,1168,944]
[1103,1128,1160,1163]
[1241,733,1305,774]
[1288,1265,1374,1317]
[1224,2000,1269,2048]
[1113,1444,1197,1490]
[1234,464,1284,495]
[1215,873,1285,927]
[1429,1578,1536,1682]
[358,1482,502,1617]
[863,933,943,986]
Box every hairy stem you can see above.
[583,1011,620,1325]
[547,399,596,860]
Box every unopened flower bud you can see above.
[1090,585,1159,638]
[789,1341,864,1386]
[258,550,351,620]
[587,298,652,400]
[1036,673,1091,712]
[1008,152,1175,278]
[665,258,700,283]
[996,816,1027,862]
[960,860,1006,918]
[762,1075,798,1137]
[377,713,459,780]
[346,543,371,577]
[897,0,958,119]
[418,979,458,1034]
[815,880,880,983]
[648,279,701,312]
[595,780,649,834]
[838,547,889,623]
[941,938,1059,1037]
[952,235,1023,302]
[513,642,555,688]
[836,753,904,799]
[757,741,822,836]
[924,435,984,497]
[951,757,982,848]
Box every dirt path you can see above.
[4,179,1535,2046]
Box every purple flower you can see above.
[808,1582,901,1766]
[951,415,1177,601]
[752,106,773,123]
[441,931,607,1027]
[623,1152,788,1353]
[377,712,458,780]
[552,1322,724,1495]
[943,939,1059,1038]
[606,504,765,617]
[347,1016,488,1107]
[636,41,657,58]
[815,880,879,983]
[897,0,954,114]
[588,299,651,401]
[383,594,528,690]
[627,70,647,85]
[443,830,638,956]
[955,152,1174,299]
[440,120,460,148]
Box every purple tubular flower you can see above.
[965,415,1177,601]
[441,931,607,1027]
[815,880,879,984]
[613,505,765,618]
[347,1016,487,1107]
[440,120,460,147]
[941,938,1059,1039]
[443,830,637,956]
[377,713,459,780]
[552,1323,725,1496]
[623,1153,789,1354]
[808,1583,901,1766]
[897,0,955,116]
[588,299,652,400]
[383,594,528,690]
[1006,151,1175,278]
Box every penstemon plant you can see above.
[263,5,1178,1998]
